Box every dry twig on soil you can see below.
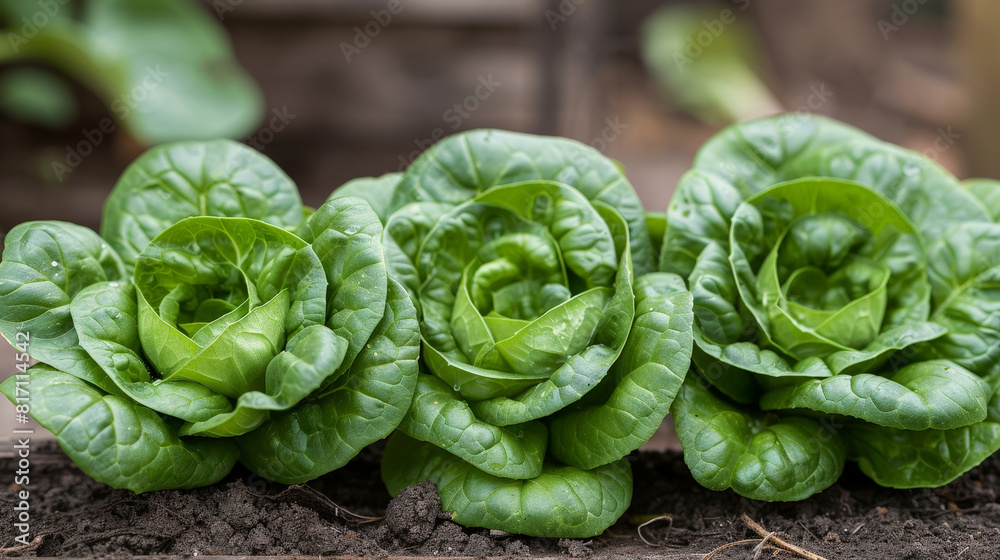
[699,515,830,560]
[740,514,829,560]
[256,483,385,524]
[638,515,674,547]
[0,534,44,555]
[701,538,765,559]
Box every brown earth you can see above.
[2,440,998,559]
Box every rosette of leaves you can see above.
[0,140,419,492]
[661,114,1000,501]
[333,130,694,538]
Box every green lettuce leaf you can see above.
[0,365,239,493]
[383,433,632,539]
[671,375,845,501]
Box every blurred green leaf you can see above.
[0,67,76,128]
[640,5,780,124]
[0,0,263,145]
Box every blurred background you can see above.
[0,0,995,440]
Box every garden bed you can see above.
[3,440,998,559]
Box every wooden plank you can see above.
[956,0,1000,177]
[213,0,543,25]
[32,557,572,560]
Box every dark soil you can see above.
[2,440,999,559]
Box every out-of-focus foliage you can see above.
[0,0,262,144]
[640,5,781,124]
